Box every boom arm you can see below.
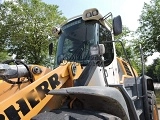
[0,61,82,120]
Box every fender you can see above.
[49,86,130,120]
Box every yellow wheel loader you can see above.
[0,8,159,120]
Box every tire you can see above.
[31,108,122,120]
[147,91,159,120]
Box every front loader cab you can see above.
[53,8,122,67]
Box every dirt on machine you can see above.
[0,8,159,120]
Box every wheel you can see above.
[31,108,122,120]
[147,91,159,120]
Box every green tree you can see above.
[136,0,160,56]
[0,0,66,64]
[146,58,160,82]
[0,4,7,53]
[0,3,12,62]
[115,26,141,74]
[0,51,11,62]
[115,26,131,58]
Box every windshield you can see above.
[56,18,96,65]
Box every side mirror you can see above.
[52,27,61,37]
[113,15,122,36]
[49,43,53,56]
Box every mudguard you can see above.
[48,86,130,120]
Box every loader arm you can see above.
[0,62,82,120]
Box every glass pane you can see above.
[57,18,96,65]
[99,25,114,65]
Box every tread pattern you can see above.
[147,91,158,120]
[31,109,122,120]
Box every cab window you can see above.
[99,24,114,65]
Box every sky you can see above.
[42,0,151,31]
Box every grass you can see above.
[155,90,160,108]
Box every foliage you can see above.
[0,51,11,63]
[0,0,66,64]
[115,26,141,74]
[146,58,160,82]
[115,26,131,58]
[136,0,160,80]
[136,0,160,57]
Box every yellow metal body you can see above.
[0,62,82,120]
[0,58,139,120]
[117,57,138,84]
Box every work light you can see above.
[82,8,103,21]
[92,10,98,16]
[86,12,92,18]
[90,45,99,56]
[90,44,105,56]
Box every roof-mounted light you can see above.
[86,12,92,18]
[52,27,61,37]
[82,8,103,21]
[92,9,98,16]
